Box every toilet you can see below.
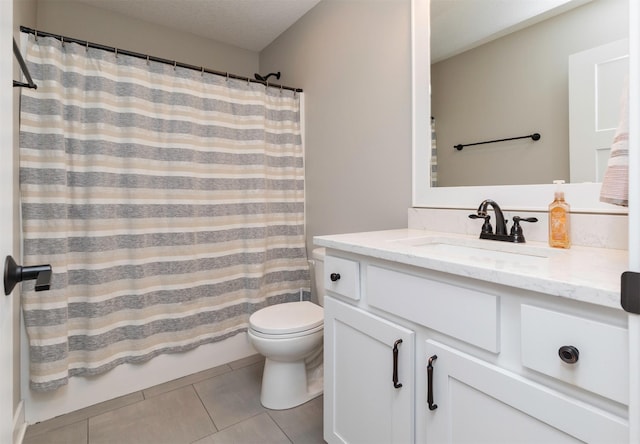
[247,248,326,410]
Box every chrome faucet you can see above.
[469,199,538,243]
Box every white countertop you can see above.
[314,229,629,311]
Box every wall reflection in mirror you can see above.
[430,0,628,188]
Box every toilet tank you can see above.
[311,248,326,307]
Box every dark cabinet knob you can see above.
[558,345,579,364]
[330,273,341,282]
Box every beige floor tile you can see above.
[268,396,324,444]
[24,392,144,439]
[23,420,87,444]
[22,357,323,444]
[192,413,290,444]
[194,361,265,430]
[88,385,215,444]
[143,363,231,398]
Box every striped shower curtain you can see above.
[19,33,309,391]
[430,116,438,187]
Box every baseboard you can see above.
[13,400,26,444]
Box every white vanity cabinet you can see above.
[321,247,629,444]
[323,253,415,443]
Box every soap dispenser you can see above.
[548,180,571,248]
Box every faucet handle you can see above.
[469,214,492,234]
[510,216,538,243]
[513,216,538,224]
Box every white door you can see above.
[569,39,629,183]
[324,297,414,444]
[0,0,16,442]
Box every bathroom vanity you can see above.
[315,229,629,443]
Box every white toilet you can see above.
[248,248,326,410]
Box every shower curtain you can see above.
[431,116,438,187]
[19,33,309,391]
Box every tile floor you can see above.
[22,355,325,444]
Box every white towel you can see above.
[600,80,629,207]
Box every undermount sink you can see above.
[392,235,561,265]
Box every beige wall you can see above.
[34,0,259,78]
[260,0,413,253]
[432,0,628,188]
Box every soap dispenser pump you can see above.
[548,180,571,248]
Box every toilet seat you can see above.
[249,301,323,336]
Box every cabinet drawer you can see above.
[367,265,499,352]
[324,255,360,301]
[521,304,628,404]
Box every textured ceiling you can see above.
[73,0,322,52]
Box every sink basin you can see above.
[392,235,560,265]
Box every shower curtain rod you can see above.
[19,26,303,93]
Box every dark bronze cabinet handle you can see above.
[393,339,403,388]
[330,273,341,282]
[427,354,438,410]
[558,345,579,364]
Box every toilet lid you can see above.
[249,301,323,335]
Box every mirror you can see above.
[411,0,630,212]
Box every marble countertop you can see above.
[314,229,629,311]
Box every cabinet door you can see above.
[325,297,415,444]
[424,340,627,444]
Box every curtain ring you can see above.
[114,48,118,58]
[146,55,150,65]
[34,30,38,41]
[201,66,204,76]
[226,72,229,82]
[86,41,89,53]
[61,36,64,47]
[174,61,177,71]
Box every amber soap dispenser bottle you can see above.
[549,180,571,248]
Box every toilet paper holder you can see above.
[4,255,52,295]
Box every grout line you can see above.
[193,382,219,433]
[265,410,295,444]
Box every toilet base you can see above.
[260,358,323,410]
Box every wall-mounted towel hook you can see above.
[4,255,52,295]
